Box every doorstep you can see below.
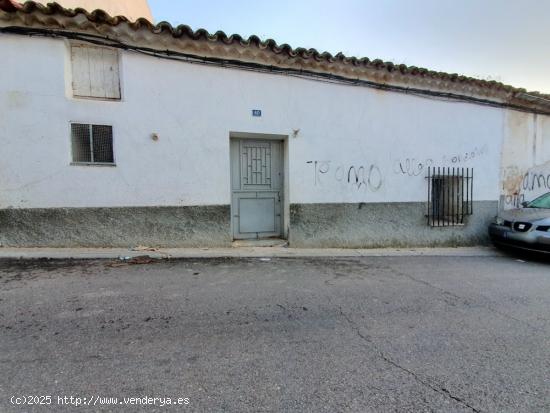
[232,239,288,248]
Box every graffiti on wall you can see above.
[306,160,383,191]
[304,146,489,194]
[502,161,550,208]
[393,145,488,177]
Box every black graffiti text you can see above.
[307,161,383,191]
[522,172,550,192]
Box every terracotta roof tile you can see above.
[0,0,20,11]
[1,1,549,106]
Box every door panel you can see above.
[239,197,276,233]
[231,139,283,240]
[241,141,272,189]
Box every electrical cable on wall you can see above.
[2,25,550,117]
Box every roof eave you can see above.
[1,1,549,113]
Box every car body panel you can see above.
[488,192,550,253]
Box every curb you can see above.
[0,247,502,260]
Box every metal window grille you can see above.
[427,167,473,227]
[71,123,114,164]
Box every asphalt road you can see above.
[0,254,549,412]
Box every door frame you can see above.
[229,131,289,240]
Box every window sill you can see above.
[428,221,466,228]
[72,95,122,102]
[70,162,116,167]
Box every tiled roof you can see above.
[0,0,20,11]
[1,1,550,109]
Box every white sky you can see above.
[149,0,550,93]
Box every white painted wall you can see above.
[1,35,505,209]
[500,111,550,208]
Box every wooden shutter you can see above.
[71,44,121,100]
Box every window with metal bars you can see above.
[427,167,473,227]
[71,123,114,165]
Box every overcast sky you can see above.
[149,0,550,93]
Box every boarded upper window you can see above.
[71,44,121,100]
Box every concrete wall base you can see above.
[289,201,498,248]
[0,206,231,247]
[0,202,498,248]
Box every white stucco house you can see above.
[1,0,549,247]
